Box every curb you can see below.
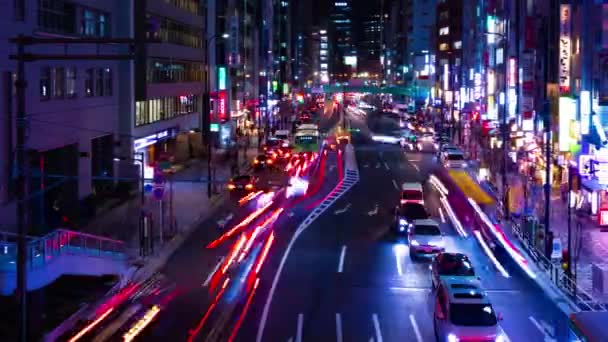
[44,192,228,342]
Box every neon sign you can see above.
[559,5,571,94]
[218,90,227,122]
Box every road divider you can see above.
[473,231,510,278]
[439,196,467,237]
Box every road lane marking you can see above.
[372,314,383,342]
[296,314,303,342]
[409,314,423,342]
[392,179,399,190]
[338,246,347,273]
[438,207,446,223]
[394,247,403,276]
[256,145,360,342]
[384,162,390,171]
[335,313,343,342]
[529,316,555,341]
[413,164,420,172]
[202,257,225,287]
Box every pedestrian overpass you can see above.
[0,229,127,295]
[311,84,429,98]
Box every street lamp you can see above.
[485,31,509,217]
[114,151,146,256]
[203,33,229,198]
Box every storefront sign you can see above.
[580,90,591,135]
[508,58,516,87]
[474,73,482,100]
[559,5,571,94]
[579,154,592,176]
[599,208,608,226]
[521,52,535,119]
[218,90,227,122]
[133,128,177,150]
[218,66,227,90]
[559,97,575,152]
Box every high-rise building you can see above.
[435,0,463,112]
[330,0,356,82]
[404,0,436,95]
[0,0,136,231]
[359,14,383,74]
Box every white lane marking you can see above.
[367,204,379,216]
[287,338,293,342]
[335,313,343,342]
[338,246,347,273]
[529,316,555,341]
[296,313,303,342]
[395,248,403,276]
[334,203,352,215]
[392,179,399,190]
[372,314,383,342]
[256,147,360,342]
[202,257,225,287]
[384,162,390,171]
[413,164,420,172]
[409,314,423,342]
[438,207,446,223]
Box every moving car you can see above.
[408,219,444,259]
[431,252,477,289]
[416,132,436,152]
[434,277,506,342]
[394,202,429,234]
[401,182,424,205]
[441,151,467,169]
[274,129,291,142]
[252,154,274,171]
[227,175,259,193]
[262,138,283,153]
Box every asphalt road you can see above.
[74,106,571,342]
[235,108,571,342]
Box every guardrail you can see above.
[0,229,126,272]
[510,221,606,311]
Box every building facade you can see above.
[329,0,355,82]
[1,0,129,233]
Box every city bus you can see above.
[568,311,608,341]
[293,129,320,153]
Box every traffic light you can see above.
[561,249,570,273]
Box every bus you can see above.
[568,311,608,341]
[293,129,320,153]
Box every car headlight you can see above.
[495,333,507,342]
[447,334,459,342]
[410,240,419,246]
[399,226,405,232]
[399,219,407,226]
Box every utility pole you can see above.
[14,34,29,342]
[9,36,136,341]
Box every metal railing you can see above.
[0,229,126,272]
[510,221,606,311]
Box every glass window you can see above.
[66,67,77,98]
[85,68,94,97]
[38,0,77,35]
[414,225,441,235]
[98,13,108,37]
[83,9,96,35]
[95,68,104,96]
[40,67,51,100]
[449,304,497,326]
[80,8,110,37]
[439,43,449,51]
[439,26,449,36]
[52,67,65,99]
[103,68,112,96]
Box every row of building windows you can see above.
[38,0,111,37]
[135,95,198,126]
[147,59,203,83]
[40,67,112,100]
[165,0,201,15]
[146,14,202,49]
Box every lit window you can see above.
[453,41,462,49]
[439,26,449,36]
[40,67,51,100]
[439,43,449,51]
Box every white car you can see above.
[408,219,444,258]
[401,182,424,205]
[434,277,506,342]
[441,151,467,168]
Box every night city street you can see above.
[2,0,608,341]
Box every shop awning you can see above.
[582,178,606,192]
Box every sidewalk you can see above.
[459,140,608,305]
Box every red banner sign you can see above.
[218,90,227,122]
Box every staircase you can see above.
[0,229,127,295]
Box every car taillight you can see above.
[254,160,259,164]
[267,159,273,164]
[245,184,254,189]
[400,199,407,204]
[285,153,290,157]
[228,184,236,190]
